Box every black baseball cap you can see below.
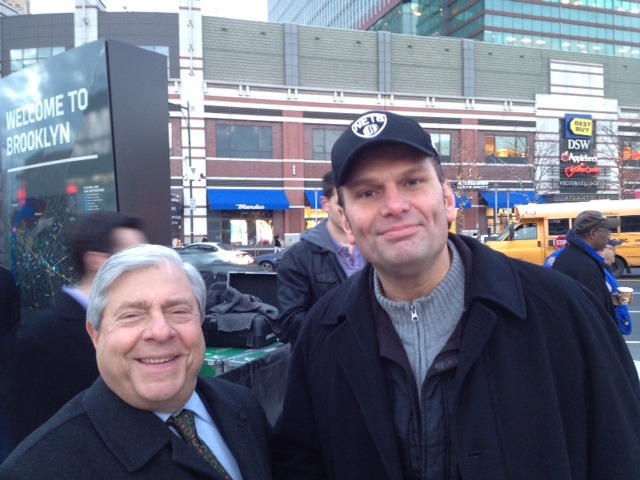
[331,111,440,188]
[573,210,620,234]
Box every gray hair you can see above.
[86,244,206,330]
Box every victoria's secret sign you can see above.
[559,114,601,192]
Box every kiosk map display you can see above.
[1,40,171,309]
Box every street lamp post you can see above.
[169,101,195,245]
[493,184,498,234]
[314,189,319,226]
[180,102,194,245]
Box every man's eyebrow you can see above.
[347,165,427,188]
[346,176,377,189]
[161,298,196,309]
[111,297,194,313]
[112,300,151,313]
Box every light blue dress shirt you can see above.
[62,285,89,309]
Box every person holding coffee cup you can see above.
[600,239,632,335]
[618,287,634,305]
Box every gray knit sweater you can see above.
[374,241,465,391]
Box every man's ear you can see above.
[339,208,357,246]
[86,321,100,348]
[320,195,330,213]
[443,181,457,224]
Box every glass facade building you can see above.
[268,0,390,29]
[269,0,640,58]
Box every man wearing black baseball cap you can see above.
[272,111,640,479]
[331,110,441,188]
[552,209,621,320]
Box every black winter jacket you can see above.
[8,290,97,448]
[374,294,460,479]
[275,220,348,343]
[551,239,617,320]
[272,235,640,479]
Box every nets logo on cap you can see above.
[351,112,388,138]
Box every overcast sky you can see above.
[29,0,268,21]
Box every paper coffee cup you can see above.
[618,287,634,305]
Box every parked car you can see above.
[181,242,254,265]
[179,251,262,287]
[254,251,285,272]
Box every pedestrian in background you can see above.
[552,210,620,321]
[545,231,631,336]
[601,238,632,335]
[275,170,366,343]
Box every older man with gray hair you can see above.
[1,244,272,479]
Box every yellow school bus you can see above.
[485,199,640,277]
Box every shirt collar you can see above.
[62,285,90,309]
[154,391,212,426]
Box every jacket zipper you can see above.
[410,303,418,322]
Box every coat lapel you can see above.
[197,379,271,480]
[84,378,219,478]
[328,278,404,478]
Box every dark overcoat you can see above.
[1,376,273,479]
[272,235,640,479]
[552,240,617,320]
[8,289,97,446]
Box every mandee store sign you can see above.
[560,114,602,192]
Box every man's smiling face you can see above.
[87,262,205,413]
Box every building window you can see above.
[431,133,451,163]
[485,135,528,164]
[548,218,570,236]
[10,46,65,72]
[216,124,273,159]
[312,128,341,160]
[621,214,640,233]
[622,141,640,166]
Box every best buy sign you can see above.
[565,114,593,138]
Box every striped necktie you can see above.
[167,409,232,479]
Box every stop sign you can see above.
[554,235,567,249]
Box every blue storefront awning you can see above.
[305,190,323,208]
[455,195,472,209]
[207,189,290,210]
[479,191,544,209]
